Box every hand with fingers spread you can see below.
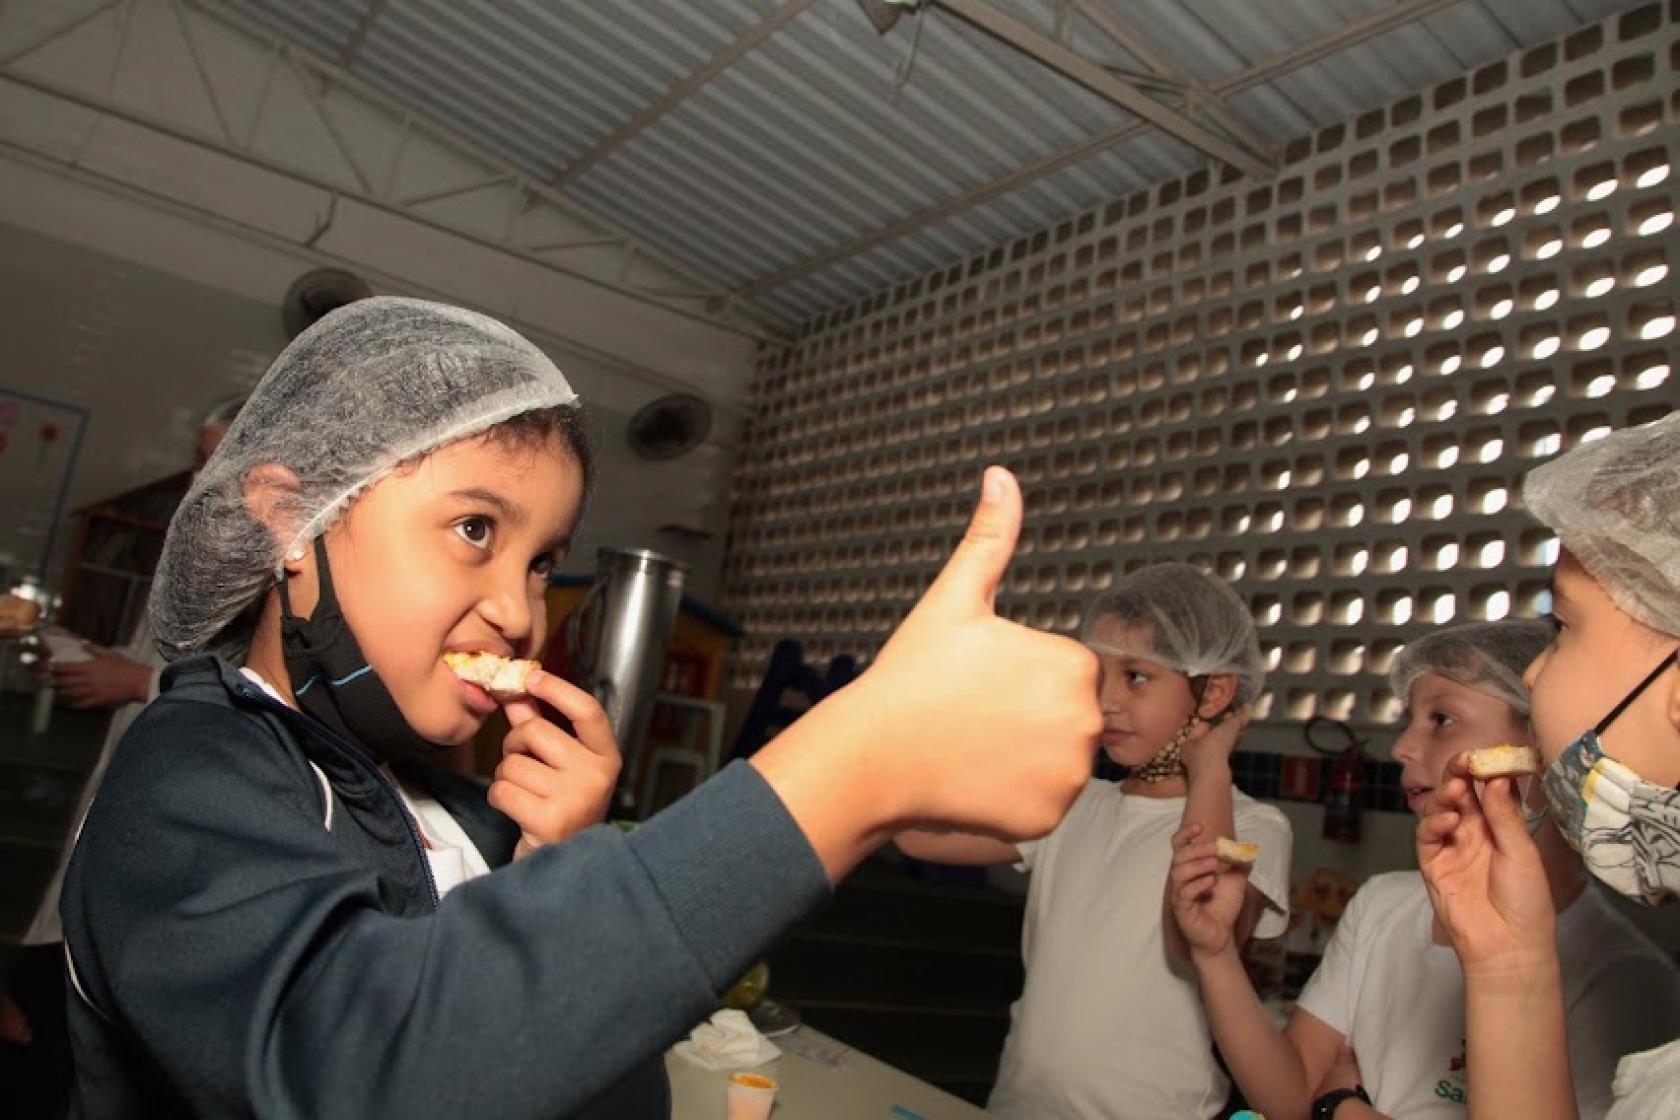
[1415,752,1554,978]
[1170,822,1253,960]
[487,668,622,858]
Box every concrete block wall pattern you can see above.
[723,2,1678,724]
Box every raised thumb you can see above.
[922,466,1021,614]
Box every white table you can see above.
[667,1027,991,1120]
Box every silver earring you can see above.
[287,547,306,562]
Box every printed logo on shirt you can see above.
[1433,1038,1469,1107]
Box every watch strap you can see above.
[1312,1084,1372,1120]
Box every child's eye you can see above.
[1431,711,1455,730]
[454,517,492,550]
[529,551,559,578]
[1543,612,1565,634]
[1127,670,1150,686]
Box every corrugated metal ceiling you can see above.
[215,0,1649,325]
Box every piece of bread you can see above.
[1215,837,1260,866]
[0,592,40,633]
[442,651,538,699]
[1466,744,1541,779]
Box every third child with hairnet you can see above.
[897,562,1293,1118]
[1418,411,1680,1120]
[1171,619,1679,1119]
[58,298,1103,1118]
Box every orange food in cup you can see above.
[729,1073,776,1090]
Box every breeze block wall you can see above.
[724,1,1677,728]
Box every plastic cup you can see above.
[725,1071,777,1119]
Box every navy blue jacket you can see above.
[61,657,828,1118]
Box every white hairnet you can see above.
[1081,562,1266,705]
[152,297,578,661]
[1389,619,1553,716]
[1523,411,1680,638]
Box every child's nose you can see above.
[479,570,535,645]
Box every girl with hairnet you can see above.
[1171,619,1679,1120]
[1419,411,1680,1120]
[58,298,1104,1119]
[896,562,1293,1119]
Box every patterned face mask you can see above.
[1521,782,1549,836]
[1541,650,1680,906]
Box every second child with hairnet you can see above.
[1171,619,1680,1120]
[1419,411,1680,1120]
[897,562,1293,1118]
[58,299,1105,1118]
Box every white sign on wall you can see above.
[0,388,87,587]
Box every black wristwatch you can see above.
[1312,1084,1372,1120]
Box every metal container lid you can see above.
[597,546,689,577]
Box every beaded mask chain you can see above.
[1131,717,1197,783]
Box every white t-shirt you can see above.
[1296,871,1680,1119]
[1607,1038,1680,1120]
[394,781,492,898]
[988,779,1292,1120]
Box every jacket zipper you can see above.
[241,689,441,908]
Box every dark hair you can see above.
[483,402,594,490]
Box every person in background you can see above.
[898,562,1292,1119]
[1418,412,1680,1120]
[2,393,244,1119]
[1172,619,1679,1119]
[59,298,1102,1118]
[42,395,244,717]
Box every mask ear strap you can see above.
[1594,648,1680,736]
[277,562,296,619]
[277,537,335,622]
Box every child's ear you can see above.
[242,463,305,562]
[1197,673,1239,721]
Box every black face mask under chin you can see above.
[279,537,436,766]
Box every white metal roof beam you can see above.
[545,0,816,190]
[1069,0,1274,162]
[0,62,787,341]
[739,0,1458,301]
[178,0,791,333]
[931,0,1276,180]
[0,0,128,67]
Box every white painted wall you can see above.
[0,0,762,600]
[0,202,740,600]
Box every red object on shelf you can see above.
[1322,746,1365,844]
[1282,755,1321,801]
